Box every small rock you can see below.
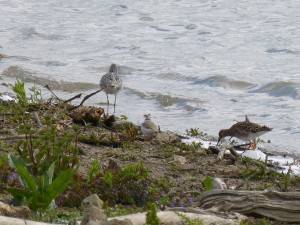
[155,131,181,145]
[0,201,31,219]
[242,150,266,162]
[80,194,108,225]
[81,194,103,209]
[173,155,187,165]
[212,178,227,190]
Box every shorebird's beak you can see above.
[217,137,221,146]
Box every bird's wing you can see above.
[236,121,267,134]
[142,121,159,132]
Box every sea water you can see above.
[0,0,299,153]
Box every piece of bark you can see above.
[199,189,300,222]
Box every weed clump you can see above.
[57,162,173,208]
[145,203,160,225]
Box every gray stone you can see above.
[80,194,108,225]
[0,201,31,219]
[212,178,227,190]
[155,131,181,145]
[81,194,103,209]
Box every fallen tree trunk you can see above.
[199,189,300,222]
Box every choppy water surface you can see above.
[1,0,299,153]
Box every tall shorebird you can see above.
[100,63,122,114]
[141,114,160,138]
[217,115,272,150]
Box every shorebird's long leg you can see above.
[106,94,109,115]
[247,142,256,150]
[113,94,117,114]
[253,138,257,150]
[243,141,256,153]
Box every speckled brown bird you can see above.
[217,115,272,149]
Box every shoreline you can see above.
[0,85,300,224]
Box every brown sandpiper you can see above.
[217,115,272,150]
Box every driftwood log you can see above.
[199,189,300,222]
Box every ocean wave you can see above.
[21,27,65,41]
[155,72,196,82]
[155,94,190,107]
[185,24,198,30]
[139,16,154,21]
[125,87,204,109]
[192,75,256,89]
[266,48,299,54]
[1,65,98,92]
[250,81,300,99]
[150,26,171,32]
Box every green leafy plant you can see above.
[145,203,160,225]
[240,157,267,180]
[239,220,251,225]
[123,123,140,140]
[15,113,79,177]
[7,154,74,212]
[120,115,128,121]
[256,218,269,225]
[276,168,292,191]
[186,128,207,137]
[57,163,161,208]
[186,128,200,137]
[28,85,42,104]
[105,205,130,217]
[87,159,100,182]
[179,142,201,153]
[201,176,213,191]
[12,79,27,107]
[175,212,203,225]
[90,163,157,206]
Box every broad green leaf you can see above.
[38,161,55,196]
[6,187,34,203]
[8,154,36,190]
[202,176,213,191]
[45,161,55,186]
[42,168,73,211]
